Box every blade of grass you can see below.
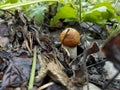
[0,0,58,9]
[28,46,37,90]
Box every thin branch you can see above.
[37,82,54,90]
[103,71,120,90]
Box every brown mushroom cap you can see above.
[59,28,80,47]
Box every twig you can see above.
[28,46,37,90]
[20,26,32,54]
[0,9,14,16]
[61,29,70,45]
[103,71,120,90]
[82,51,89,90]
[87,60,106,68]
[28,32,33,51]
[69,53,83,66]
[37,82,54,90]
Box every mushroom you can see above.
[59,28,80,59]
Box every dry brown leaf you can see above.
[35,52,78,90]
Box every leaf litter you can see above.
[0,9,119,90]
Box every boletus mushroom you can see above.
[59,28,80,59]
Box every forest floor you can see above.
[0,10,120,90]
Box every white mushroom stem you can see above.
[61,44,77,59]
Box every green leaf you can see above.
[0,0,57,9]
[92,2,113,9]
[4,0,19,4]
[50,4,77,26]
[116,16,120,22]
[91,2,114,16]
[115,2,120,16]
[27,5,47,25]
[82,2,115,25]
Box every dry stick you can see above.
[28,46,37,90]
[28,32,33,51]
[69,53,83,66]
[20,26,32,54]
[0,9,15,16]
[37,82,54,90]
[61,29,70,45]
[82,50,89,90]
[87,60,106,68]
[60,29,70,56]
[103,71,120,90]
[25,39,32,54]
[78,0,89,89]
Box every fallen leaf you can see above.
[102,33,120,71]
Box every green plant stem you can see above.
[78,0,81,23]
[114,0,119,7]
[28,46,37,90]
[77,0,82,30]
